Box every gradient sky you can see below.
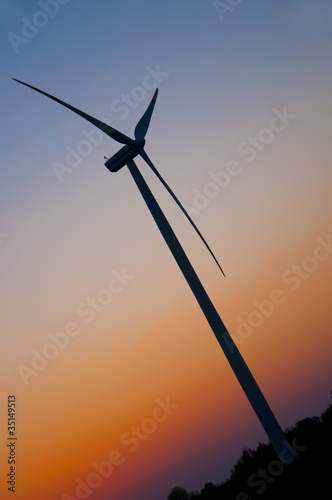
[1,1,332,500]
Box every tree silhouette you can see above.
[166,391,332,500]
[167,486,189,500]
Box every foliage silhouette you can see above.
[167,486,190,500]
[166,394,332,499]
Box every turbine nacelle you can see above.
[104,140,145,172]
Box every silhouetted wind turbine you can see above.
[13,78,293,461]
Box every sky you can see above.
[1,1,332,499]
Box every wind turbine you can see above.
[13,78,293,461]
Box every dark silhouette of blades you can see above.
[134,88,159,140]
[140,150,225,277]
[12,78,135,146]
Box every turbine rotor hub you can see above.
[133,139,145,151]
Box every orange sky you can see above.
[1,222,332,499]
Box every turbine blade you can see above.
[12,78,135,146]
[134,88,158,141]
[140,150,225,277]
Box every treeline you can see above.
[167,397,332,500]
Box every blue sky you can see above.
[2,0,332,204]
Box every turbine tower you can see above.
[13,78,294,461]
